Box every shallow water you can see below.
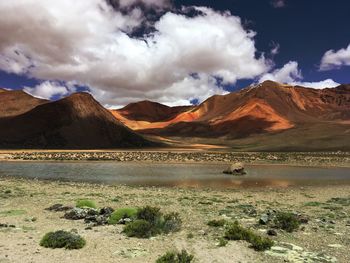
[0,161,350,189]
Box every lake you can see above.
[0,161,350,189]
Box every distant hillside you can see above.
[0,92,156,149]
[0,89,47,118]
[112,81,350,151]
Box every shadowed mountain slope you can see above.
[0,92,156,149]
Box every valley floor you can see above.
[0,177,350,263]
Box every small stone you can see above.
[328,244,343,248]
[45,204,72,212]
[259,214,269,225]
[267,229,277,236]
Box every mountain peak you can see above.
[259,80,285,88]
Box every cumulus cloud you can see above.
[271,0,286,8]
[0,1,269,107]
[260,61,340,89]
[260,61,301,83]
[292,79,340,89]
[320,44,350,71]
[23,81,76,100]
[118,0,171,9]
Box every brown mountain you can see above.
[0,89,47,117]
[111,101,194,130]
[112,81,350,151]
[0,92,156,149]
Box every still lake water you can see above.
[0,161,350,189]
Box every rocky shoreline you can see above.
[1,151,350,167]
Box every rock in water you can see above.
[223,162,246,175]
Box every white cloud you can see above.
[259,61,340,89]
[0,1,270,106]
[270,42,280,56]
[23,81,76,100]
[118,0,171,9]
[292,79,340,89]
[260,61,301,83]
[271,0,286,8]
[320,44,350,71]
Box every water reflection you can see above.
[0,162,350,189]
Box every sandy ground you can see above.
[0,177,350,263]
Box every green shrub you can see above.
[274,212,300,232]
[224,221,253,241]
[162,212,182,233]
[249,235,274,251]
[122,206,182,238]
[156,250,194,263]
[76,199,97,209]
[207,219,227,227]
[137,206,162,226]
[224,221,273,251]
[40,230,86,249]
[218,237,228,247]
[108,208,138,225]
[123,219,156,238]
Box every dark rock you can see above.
[267,229,277,236]
[0,223,16,228]
[297,214,309,224]
[99,207,114,216]
[45,204,73,212]
[64,207,98,220]
[259,213,270,225]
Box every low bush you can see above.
[137,206,162,226]
[274,212,300,233]
[218,237,228,247]
[249,235,274,251]
[156,250,194,263]
[162,212,182,233]
[108,208,138,225]
[123,220,155,238]
[40,230,86,249]
[224,221,273,251]
[122,206,182,238]
[207,219,227,227]
[76,199,97,209]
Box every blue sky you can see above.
[0,0,349,106]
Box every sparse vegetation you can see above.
[123,219,155,238]
[76,199,97,209]
[122,206,182,238]
[207,219,227,227]
[108,207,138,225]
[274,212,300,232]
[218,237,228,247]
[224,221,273,251]
[156,250,194,263]
[0,209,26,217]
[40,230,86,249]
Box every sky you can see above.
[0,0,349,107]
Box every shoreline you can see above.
[1,150,350,168]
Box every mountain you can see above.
[0,89,47,117]
[112,81,350,151]
[0,92,156,149]
[111,101,194,130]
